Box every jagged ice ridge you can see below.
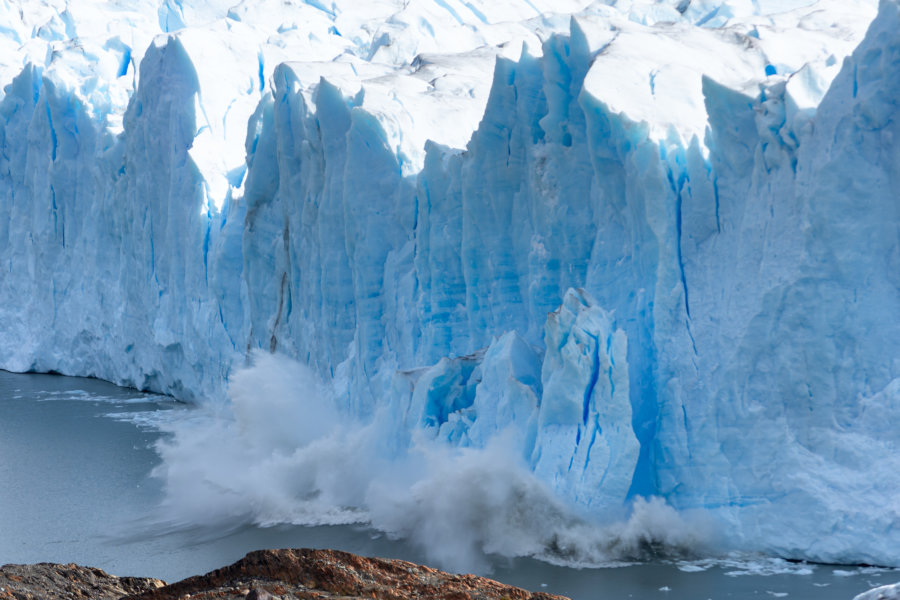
[1,0,899,568]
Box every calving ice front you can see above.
[0,0,898,570]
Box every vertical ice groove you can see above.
[202,218,210,281]
[582,330,600,426]
[432,0,465,25]
[582,413,599,474]
[695,6,720,27]
[463,2,488,24]
[117,46,132,78]
[670,164,690,320]
[302,0,336,18]
[257,51,265,93]
[712,175,721,233]
[44,99,57,161]
[680,403,691,460]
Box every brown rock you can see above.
[127,549,568,600]
[245,588,272,600]
[0,562,165,600]
[0,549,567,600]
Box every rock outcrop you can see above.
[1,549,568,600]
[0,562,165,600]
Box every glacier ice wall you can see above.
[1,0,899,566]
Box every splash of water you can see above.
[151,351,716,573]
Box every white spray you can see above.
[152,352,716,573]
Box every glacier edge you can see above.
[0,0,898,567]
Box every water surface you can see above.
[0,371,893,599]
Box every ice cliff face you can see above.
[1,0,899,567]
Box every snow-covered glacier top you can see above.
[2,0,899,575]
[0,0,876,197]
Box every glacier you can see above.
[1,0,899,569]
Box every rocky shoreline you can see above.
[0,549,568,600]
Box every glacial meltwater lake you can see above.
[0,370,894,599]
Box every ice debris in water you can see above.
[855,583,900,600]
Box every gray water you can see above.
[0,370,893,599]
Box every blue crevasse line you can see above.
[681,403,692,459]
[695,6,720,26]
[582,412,603,496]
[218,304,237,350]
[45,101,57,161]
[249,126,260,155]
[303,0,336,17]
[666,158,700,357]
[606,333,615,401]
[575,339,612,494]
[117,46,132,78]
[685,316,699,356]
[585,414,599,463]
[222,97,238,129]
[202,217,211,282]
[257,51,265,93]
[433,0,464,25]
[760,142,771,173]
[149,220,156,275]
[568,428,579,473]
[463,2,488,24]
[852,64,858,98]
[712,175,721,233]
[50,184,63,246]
[31,68,43,104]
[667,165,691,320]
[583,330,601,426]
[282,272,293,323]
